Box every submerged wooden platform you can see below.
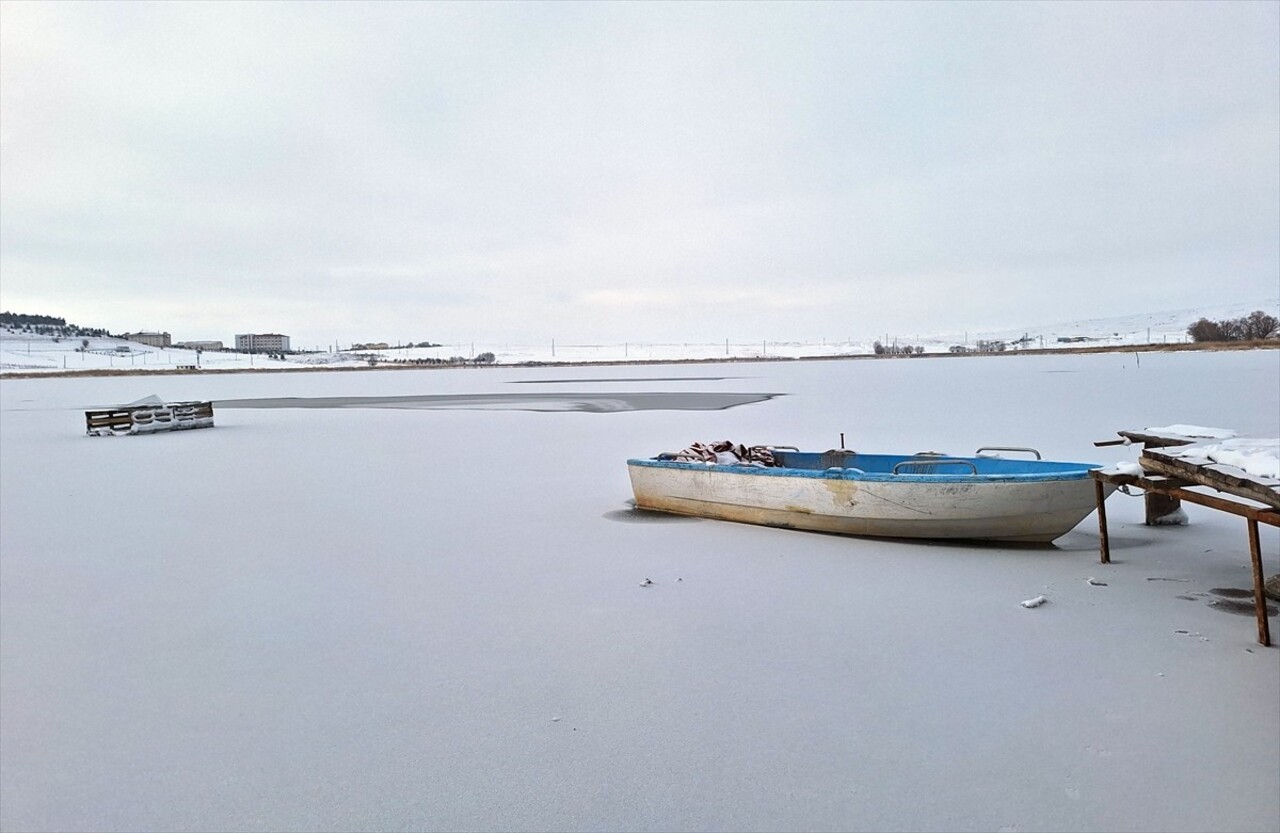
[85,401,214,436]
[1091,430,1280,646]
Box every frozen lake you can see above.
[2,350,1278,832]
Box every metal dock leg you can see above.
[1094,477,1111,564]
[1247,518,1271,647]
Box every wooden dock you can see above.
[1091,430,1279,646]
[85,401,214,436]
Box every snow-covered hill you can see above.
[944,298,1280,348]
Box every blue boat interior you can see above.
[772,450,1098,476]
[636,449,1102,481]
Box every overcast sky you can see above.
[1,1,1276,348]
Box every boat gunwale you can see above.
[626,456,1103,484]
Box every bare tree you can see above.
[1188,311,1279,342]
[1187,318,1224,342]
[1243,310,1279,340]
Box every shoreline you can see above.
[0,339,1275,381]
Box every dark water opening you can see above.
[1207,598,1278,617]
[215,391,781,413]
[508,376,741,384]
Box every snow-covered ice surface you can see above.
[2,350,1278,833]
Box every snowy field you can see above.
[1,349,1278,833]
[3,298,1276,374]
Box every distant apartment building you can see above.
[235,333,291,353]
[175,340,224,351]
[122,331,171,348]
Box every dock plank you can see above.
[1140,450,1280,510]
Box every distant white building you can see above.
[175,340,224,351]
[122,331,171,348]
[235,333,291,353]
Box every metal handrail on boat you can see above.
[975,446,1042,460]
[892,458,979,475]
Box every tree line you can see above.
[1187,310,1278,343]
[872,341,924,355]
[0,311,110,338]
[368,352,497,366]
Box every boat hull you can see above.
[628,460,1113,543]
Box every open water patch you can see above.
[1207,597,1278,617]
[1205,587,1278,617]
[508,376,741,384]
[215,391,782,413]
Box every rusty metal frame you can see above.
[1090,469,1279,646]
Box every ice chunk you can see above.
[124,394,166,407]
[1151,507,1189,526]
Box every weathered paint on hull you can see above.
[628,464,1113,543]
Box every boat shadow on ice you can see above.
[603,503,705,524]
[605,500,1157,554]
[1028,530,1155,555]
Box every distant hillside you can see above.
[0,311,110,338]
[929,298,1280,348]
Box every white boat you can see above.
[627,446,1115,543]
